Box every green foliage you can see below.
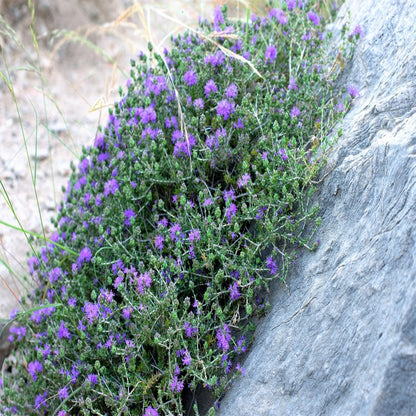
[0,2,359,415]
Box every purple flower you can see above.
[237,173,251,188]
[181,349,192,366]
[42,344,51,359]
[269,8,288,25]
[221,354,232,374]
[27,256,39,274]
[58,321,71,340]
[171,129,183,143]
[204,50,225,67]
[194,98,204,110]
[279,148,288,161]
[213,5,224,29]
[217,99,235,120]
[230,282,240,300]
[307,11,320,26]
[101,289,114,303]
[235,363,246,376]
[349,24,363,38]
[170,375,184,393]
[288,77,297,91]
[28,361,43,381]
[233,118,244,129]
[124,209,136,226]
[204,79,218,97]
[173,134,196,157]
[226,203,237,223]
[184,322,198,337]
[225,83,238,99]
[203,198,214,207]
[34,391,48,410]
[223,189,236,203]
[189,229,201,242]
[103,178,119,197]
[189,244,195,259]
[83,302,100,324]
[142,127,161,140]
[165,116,178,129]
[286,0,296,10]
[170,223,182,242]
[154,234,164,251]
[184,70,198,86]
[87,374,98,386]
[58,386,69,400]
[140,106,157,124]
[78,247,92,266]
[290,106,301,118]
[242,50,251,60]
[137,271,152,294]
[122,307,131,320]
[347,85,360,99]
[58,411,67,416]
[265,45,277,63]
[158,217,168,228]
[145,74,167,96]
[217,324,231,352]
[206,130,219,149]
[266,256,278,275]
[9,325,26,341]
[94,134,105,149]
[144,407,158,416]
[303,31,312,41]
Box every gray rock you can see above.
[0,321,14,370]
[216,0,416,415]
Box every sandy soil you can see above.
[0,0,226,319]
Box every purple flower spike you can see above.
[171,375,184,393]
[204,79,218,97]
[189,229,201,242]
[230,282,240,300]
[78,247,92,265]
[265,45,277,63]
[144,407,158,416]
[58,386,69,400]
[184,70,198,86]
[288,77,297,91]
[213,5,224,29]
[237,173,251,188]
[217,99,235,120]
[290,106,301,118]
[225,83,238,99]
[124,209,136,226]
[87,374,98,386]
[347,85,360,99]
[217,324,231,352]
[307,11,320,26]
[287,0,296,11]
[58,321,71,340]
[266,256,278,275]
[269,8,288,25]
[154,234,164,251]
[28,361,43,381]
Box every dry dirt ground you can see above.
[0,0,231,319]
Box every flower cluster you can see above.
[1,2,358,415]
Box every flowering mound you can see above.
[1,3,359,415]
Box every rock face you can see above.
[216,1,416,415]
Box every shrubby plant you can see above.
[1,2,359,415]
